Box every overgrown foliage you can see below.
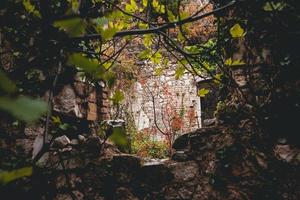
[0,0,300,199]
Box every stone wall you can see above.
[0,75,111,176]
[1,72,299,199]
[5,124,299,200]
[128,61,202,138]
[59,77,110,122]
[196,78,219,125]
[1,126,229,200]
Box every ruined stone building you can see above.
[130,62,202,135]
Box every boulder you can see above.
[172,150,191,162]
[112,154,141,184]
[53,135,71,148]
[137,159,173,191]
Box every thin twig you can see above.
[58,151,77,200]
[43,60,62,144]
[33,60,62,163]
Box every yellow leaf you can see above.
[167,10,176,22]
[138,22,148,29]
[111,90,125,105]
[131,0,137,9]
[51,116,61,124]
[23,0,41,18]
[214,73,222,84]
[103,62,113,70]
[108,21,114,28]
[232,60,246,66]
[263,2,286,11]
[143,35,153,47]
[152,0,165,13]
[116,21,125,30]
[198,88,210,97]
[230,23,245,38]
[125,0,138,13]
[0,167,32,185]
[224,58,245,67]
[175,65,185,80]
[224,58,232,65]
[142,0,148,7]
[66,0,80,13]
[101,27,118,40]
[180,11,189,19]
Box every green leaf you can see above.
[179,11,189,19]
[138,49,151,59]
[125,0,138,13]
[224,58,232,65]
[152,0,165,13]
[138,22,148,29]
[231,60,246,66]
[67,0,80,13]
[131,0,138,10]
[154,67,163,76]
[0,167,32,185]
[184,45,200,54]
[142,0,148,7]
[115,21,125,31]
[59,123,70,130]
[101,27,118,41]
[201,61,213,71]
[109,126,130,153]
[0,96,47,122]
[53,18,86,37]
[103,62,113,70]
[93,17,108,27]
[22,0,41,18]
[107,10,124,20]
[103,71,117,88]
[214,73,222,84]
[224,58,245,67]
[175,65,185,80]
[230,23,246,38]
[152,0,159,9]
[111,90,124,105]
[143,34,153,48]
[263,1,287,11]
[150,52,162,64]
[67,53,104,78]
[51,116,61,124]
[0,70,16,93]
[263,2,273,11]
[180,59,188,66]
[177,31,185,42]
[167,10,176,22]
[167,10,177,22]
[198,88,210,97]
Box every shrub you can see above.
[131,129,168,159]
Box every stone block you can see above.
[87,102,98,121]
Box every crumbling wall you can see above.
[130,62,202,135]
[5,124,299,200]
[196,78,219,126]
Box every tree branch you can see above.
[71,1,237,40]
